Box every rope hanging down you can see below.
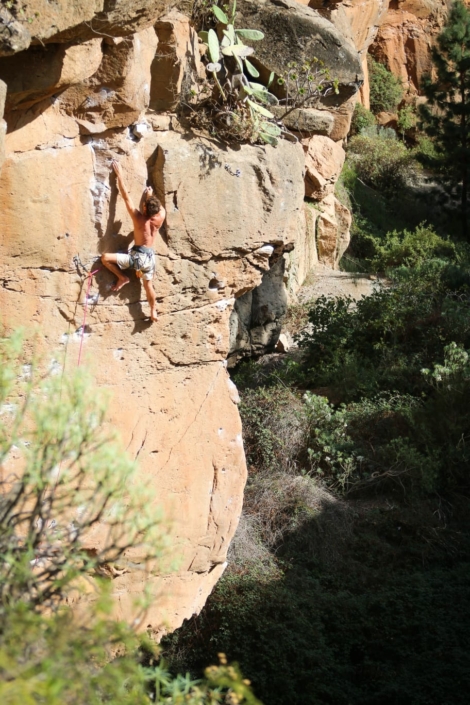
[77,268,100,367]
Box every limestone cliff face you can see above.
[293,0,451,106]
[0,0,362,631]
[0,0,307,634]
[371,0,451,96]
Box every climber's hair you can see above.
[145,195,162,217]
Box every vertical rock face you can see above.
[0,2,305,629]
[0,0,173,49]
[371,0,451,95]
[150,10,201,111]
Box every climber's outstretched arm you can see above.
[112,160,138,219]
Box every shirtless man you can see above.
[101,160,166,322]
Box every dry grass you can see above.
[282,301,311,336]
[229,470,353,577]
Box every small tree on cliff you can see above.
[420,0,470,238]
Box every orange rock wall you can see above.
[0,5,307,635]
[371,0,451,95]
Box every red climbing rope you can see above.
[77,268,101,367]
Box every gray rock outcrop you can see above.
[236,0,363,104]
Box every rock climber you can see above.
[101,160,166,322]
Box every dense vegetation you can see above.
[162,6,470,704]
[163,251,470,705]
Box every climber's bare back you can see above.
[132,194,165,247]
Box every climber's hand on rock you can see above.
[112,160,122,177]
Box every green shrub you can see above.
[297,261,470,400]
[368,56,403,114]
[349,102,376,136]
[370,223,455,270]
[239,385,308,474]
[412,133,443,166]
[397,104,417,139]
[348,131,420,193]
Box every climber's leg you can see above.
[143,278,158,322]
[101,253,130,291]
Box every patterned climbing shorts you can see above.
[116,246,155,281]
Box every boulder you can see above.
[304,134,345,199]
[275,332,292,352]
[316,192,351,268]
[229,257,288,362]
[271,106,334,136]
[235,0,363,104]
[150,10,201,112]
[0,39,103,112]
[0,5,31,57]
[5,0,170,47]
[293,1,391,110]
[304,0,390,54]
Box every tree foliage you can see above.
[420,0,470,237]
[347,130,419,194]
[368,56,403,114]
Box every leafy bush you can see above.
[347,131,420,193]
[368,56,403,114]
[370,223,455,270]
[164,274,470,703]
[349,102,376,136]
[0,330,167,612]
[239,385,308,474]
[397,104,417,139]
[297,261,470,400]
[164,474,470,705]
[412,133,443,166]
[0,605,261,705]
